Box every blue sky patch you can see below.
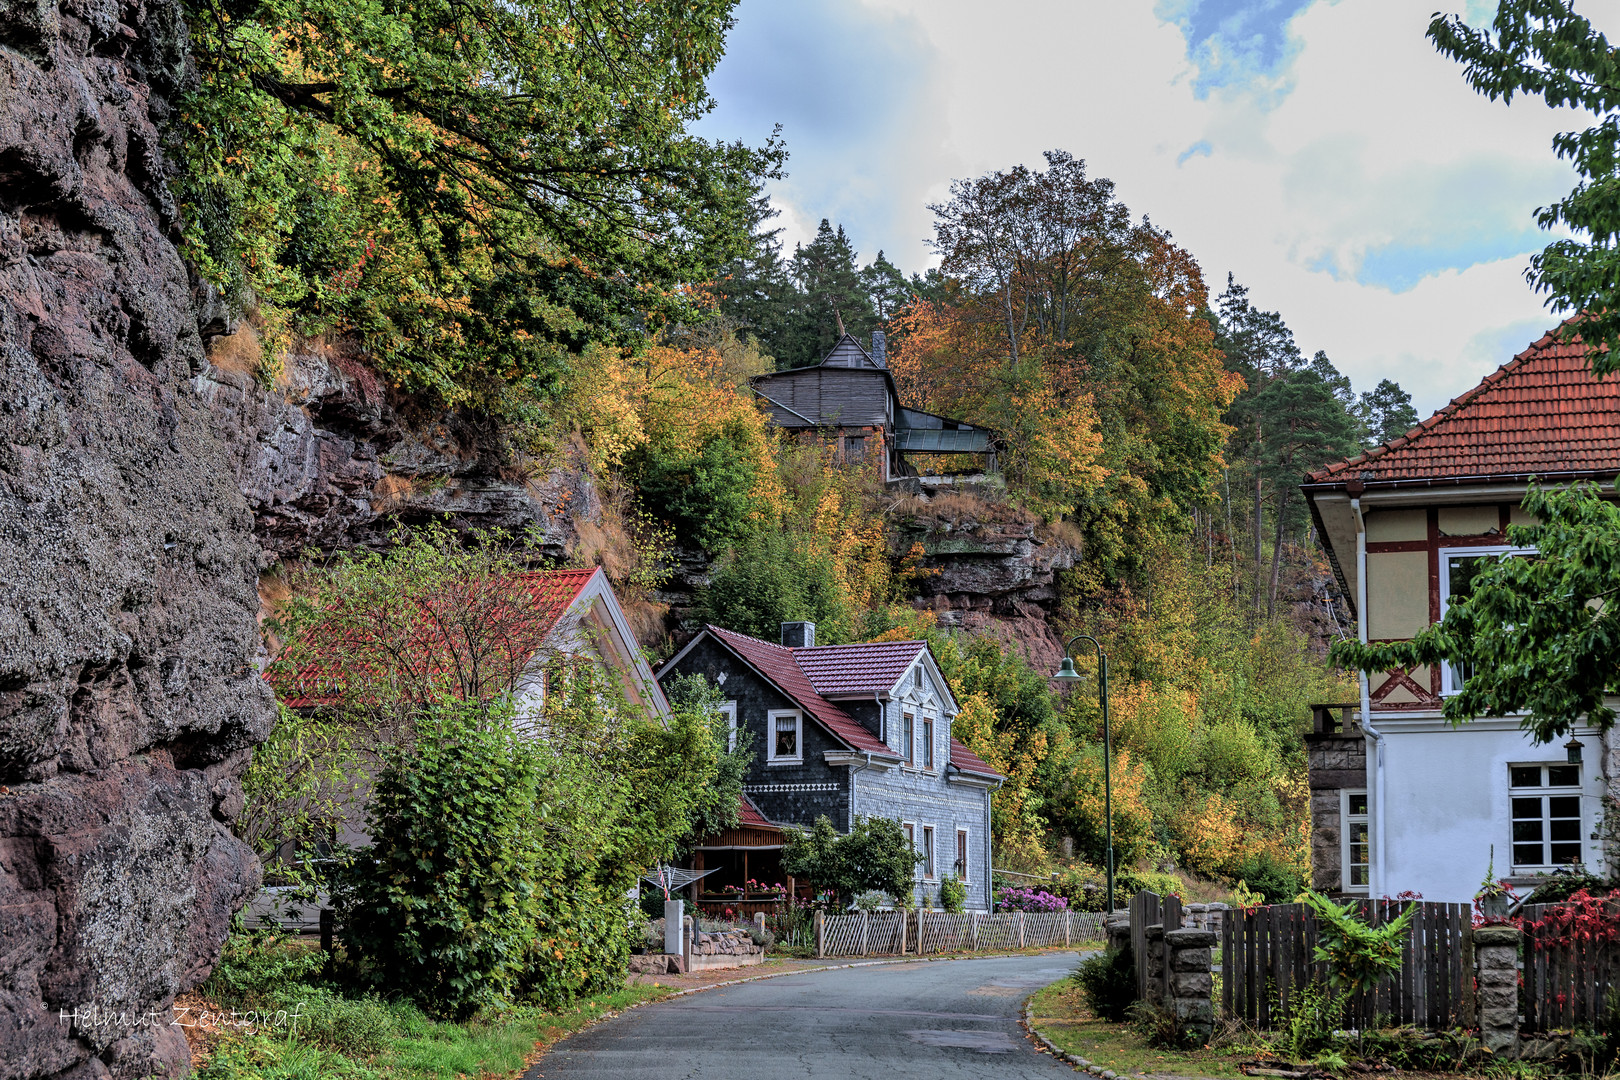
[1157,0,1315,94]
[1313,229,1547,294]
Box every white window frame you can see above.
[719,700,738,752]
[955,827,970,882]
[1438,545,1534,695]
[767,709,803,765]
[922,716,935,771]
[1509,762,1584,871]
[921,824,936,879]
[1340,789,1370,894]
[903,821,917,878]
[902,712,915,768]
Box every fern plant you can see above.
[1303,891,1416,994]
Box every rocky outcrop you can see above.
[894,502,1079,671]
[197,344,600,558]
[0,0,273,1075]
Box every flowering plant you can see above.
[995,886,1068,912]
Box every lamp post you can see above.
[1052,634,1114,914]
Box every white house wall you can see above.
[1376,718,1606,901]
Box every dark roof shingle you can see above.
[794,640,927,697]
[705,626,892,755]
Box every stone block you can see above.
[1172,972,1213,998]
[1171,948,1211,972]
[1165,928,1216,949]
[1473,926,1522,948]
[1172,997,1214,1024]
[1478,985,1517,1010]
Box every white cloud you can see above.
[700,0,1620,414]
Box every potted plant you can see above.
[1475,847,1518,921]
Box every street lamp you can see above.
[1052,634,1114,914]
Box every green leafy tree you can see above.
[629,415,765,553]
[780,815,922,907]
[699,529,856,643]
[179,0,781,403]
[1429,2,1620,373]
[1332,482,1620,743]
[784,219,877,367]
[1304,891,1416,994]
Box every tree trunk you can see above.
[1268,490,1288,619]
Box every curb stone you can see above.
[524,949,1082,1079]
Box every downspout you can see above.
[1352,494,1387,895]
[849,693,884,832]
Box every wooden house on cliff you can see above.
[749,332,997,483]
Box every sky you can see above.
[692,0,1619,416]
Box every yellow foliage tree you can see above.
[950,691,1050,872]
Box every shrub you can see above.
[781,815,921,907]
[630,416,766,552]
[939,874,967,914]
[202,927,326,1009]
[852,890,888,912]
[281,988,401,1057]
[1074,946,1135,1022]
[1053,864,1108,911]
[1114,868,1185,901]
[995,886,1068,912]
[1232,852,1302,904]
[1522,865,1612,906]
[333,702,547,1019]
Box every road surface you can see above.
[529,953,1081,1079]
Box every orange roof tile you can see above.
[1307,324,1620,487]
[271,568,599,707]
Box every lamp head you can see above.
[1567,737,1585,765]
[1052,656,1083,682]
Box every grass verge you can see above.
[191,983,672,1079]
[1028,976,1251,1080]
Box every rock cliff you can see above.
[0,0,273,1075]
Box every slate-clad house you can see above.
[1301,324,1618,901]
[658,621,1003,911]
[749,331,997,482]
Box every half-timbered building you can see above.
[1302,324,1618,901]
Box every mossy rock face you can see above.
[0,0,276,1073]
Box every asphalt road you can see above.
[528,953,1081,1080]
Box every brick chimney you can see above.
[871,331,886,368]
[781,621,816,648]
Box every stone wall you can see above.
[0,0,275,1074]
[1306,726,1366,894]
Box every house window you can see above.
[922,826,936,879]
[1440,547,1533,694]
[1341,790,1370,892]
[1510,764,1583,869]
[955,828,969,880]
[844,435,866,464]
[719,700,737,752]
[902,712,915,766]
[903,822,916,873]
[768,710,802,764]
[922,717,934,769]
[914,666,923,690]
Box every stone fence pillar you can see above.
[1474,925,1520,1056]
[1105,910,1131,956]
[1143,924,1167,1004]
[1164,927,1216,1043]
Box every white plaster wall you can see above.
[1378,720,1605,902]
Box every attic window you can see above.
[914,667,923,690]
[768,710,802,764]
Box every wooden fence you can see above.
[1520,902,1618,1033]
[1221,900,1475,1030]
[818,909,1105,958]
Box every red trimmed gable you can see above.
[272,567,600,708]
[1308,324,1620,487]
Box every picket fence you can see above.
[817,909,1105,958]
[1219,899,1475,1030]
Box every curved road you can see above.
[529,953,1080,1080]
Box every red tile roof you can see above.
[272,568,599,707]
[1306,323,1620,486]
[738,792,777,830]
[948,738,1001,780]
[794,640,927,697]
[698,625,1004,780]
[705,626,892,755]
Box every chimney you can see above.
[781,621,816,648]
[871,330,886,368]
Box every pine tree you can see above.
[780,220,877,368]
[1356,379,1421,448]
